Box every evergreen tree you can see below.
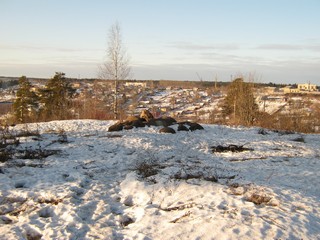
[40,72,75,120]
[222,78,258,126]
[13,76,39,123]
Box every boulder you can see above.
[131,120,145,128]
[123,125,134,130]
[159,127,176,134]
[140,109,154,122]
[177,123,189,131]
[148,116,177,127]
[125,115,141,123]
[123,116,146,129]
[188,122,204,131]
[108,122,124,132]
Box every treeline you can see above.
[6,74,320,133]
[0,80,19,89]
[12,73,76,123]
[218,78,320,133]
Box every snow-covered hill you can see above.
[1,120,319,239]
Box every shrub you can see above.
[19,146,59,160]
[0,149,12,163]
[134,160,159,178]
[133,152,161,180]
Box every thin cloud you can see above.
[256,43,320,51]
[0,44,102,52]
[306,44,320,51]
[168,42,239,51]
[256,44,302,50]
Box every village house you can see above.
[297,83,317,92]
[124,81,147,88]
[282,83,319,94]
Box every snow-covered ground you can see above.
[1,120,319,239]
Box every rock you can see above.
[123,125,134,130]
[24,226,43,240]
[140,109,154,122]
[159,127,176,134]
[108,122,123,132]
[161,116,177,126]
[0,215,14,224]
[131,120,145,128]
[124,116,141,123]
[147,119,163,126]
[148,117,177,127]
[119,215,135,227]
[188,122,204,131]
[123,195,134,206]
[177,123,189,131]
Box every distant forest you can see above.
[0,79,19,89]
[0,76,291,90]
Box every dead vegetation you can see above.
[211,144,253,153]
[227,183,279,206]
[134,160,161,179]
[0,124,63,165]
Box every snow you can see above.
[1,120,319,239]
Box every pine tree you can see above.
[222,78,258,126]
[40,72,75,120]
[13,76,39,123]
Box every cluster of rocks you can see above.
[108,110,204,134]
[211,144,253,153]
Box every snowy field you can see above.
[1,120,319,239]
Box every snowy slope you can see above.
[0,120,319,239]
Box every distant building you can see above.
[282,83,318,94]
[282,86,300,94]
[297,83,317,92]
[125,82,147,88]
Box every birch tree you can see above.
[99,22,131,119]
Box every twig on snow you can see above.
[170,211,192,223]
[259,215,286,230]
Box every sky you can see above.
[0,0,319,84]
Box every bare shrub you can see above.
[257,128,268,135]
[133,152,161,180]
[15,124,40,138]
[173,171,218,182]
[19,145,60,160]
[134,160,159,178]
[0,149,13,163]
[57,130,68,143]
[245,192,272,205]
[0,125,19,148]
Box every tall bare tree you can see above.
[99,22,131,119]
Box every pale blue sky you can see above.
[1,0,319,83]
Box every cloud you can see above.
[168,42,239,51]
[256,43,320,51]
[306,45,320,51]
[0,44,103,53]
[256,44,302,50]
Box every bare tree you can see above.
[99,22,131,119]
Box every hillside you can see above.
[1,120,319,239]
[1,77,320,134]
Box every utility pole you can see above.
[214,74,218,91]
